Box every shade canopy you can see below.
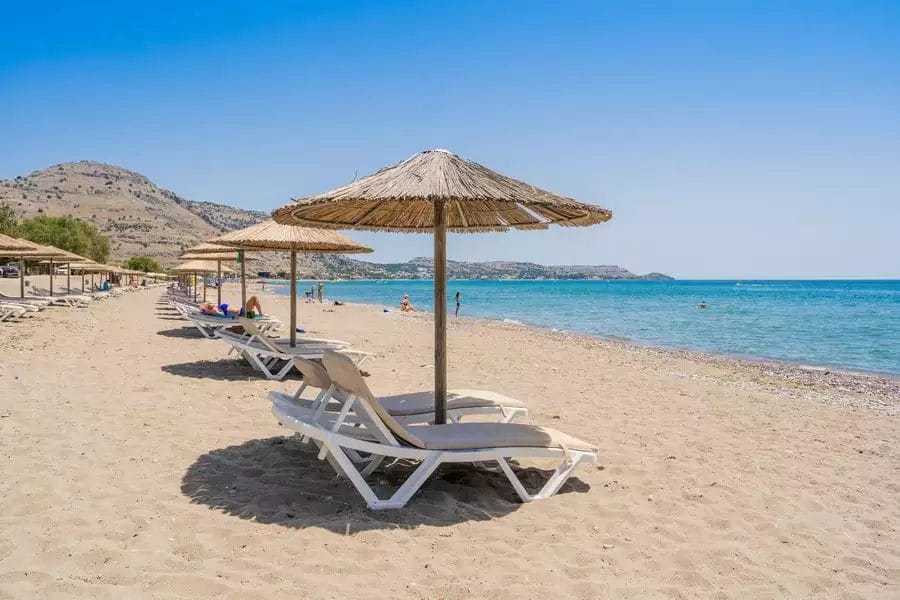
[183,242,238,254]
[272,148,612,232]
[272,148,612,424]
[170,260,235,274]
[178,251,242,261]
[209,219,372,347]
[209,219,374,253]
[71,262,115,272]
[0,234,36,252]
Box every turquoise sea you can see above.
[275,279,900,376]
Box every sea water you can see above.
[277,279,900,375]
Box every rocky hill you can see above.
[340,257,673,280]
[1,161,671,280]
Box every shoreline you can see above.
[262,282,900,403]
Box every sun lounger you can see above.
[0,303,28,322]
[271,349,598,509]
[169,300,282,338]
[215,323,370,380]
[29,288,92,307]
[270,357,528,426]
[0,293,50,308]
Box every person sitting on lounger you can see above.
[199,295,265,318]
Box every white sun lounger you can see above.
[171,301,282,339]
[215,323,370,380]
[0,303,28,322]
[29,288,91,308]
[271,350,598,510]
[0,293,51,308]
[270,357,528,426]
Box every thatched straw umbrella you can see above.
[171,260,234,303]
[6,242,70,298]
[273,149,612,422]
[32,245,92,295]
[0,236,39,297]
[209,219,372,346]
[182,243,241,306]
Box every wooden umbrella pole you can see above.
[433,199,448,424]
[217,260,222,306]
[66,262,71,293]
[91,272,95,291]
[290,249,297,348]
[239,251,246,314]
[202,271,207,302]
[19,256,25,298]
[81,271,85,293]
[49,259,54,296]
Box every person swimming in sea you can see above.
[199,295,265,318]
[698,301,709,309]
[400,294,416,312]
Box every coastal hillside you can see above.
[1,161,670,280]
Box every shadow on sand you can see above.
[161,358,263,381]
[181,436,590,532]
[156,326,206,338]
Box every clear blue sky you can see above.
[1,1,898,278]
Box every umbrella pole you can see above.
[19,256,25,299]
[66,262,71,293]
[217,260,222,306]
[202,271,207,302]
[91,273,95,291]
[240,251,246,314]
[81,272,85,293]
[290,249,297,347]
[433,199,448,424]
[49,259,54,296]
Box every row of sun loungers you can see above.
[1,282,164,322]
[162,287,598,508]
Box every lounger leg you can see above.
[496,455,589,502]
[327,444,442,510]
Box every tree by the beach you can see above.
[124,256,162,273]
[0,201,18,236]
[16,215,111,262]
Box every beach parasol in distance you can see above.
[273,148,612,423]
[208,219,372,347]
[2,239,72,298]
[171,259,235,303]
[181,243,243,306]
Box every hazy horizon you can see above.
[2,1,898,279]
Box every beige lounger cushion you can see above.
[403,422,598,453]
[377,390,526,416]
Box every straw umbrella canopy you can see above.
[209,219,372,346]
[0,233,35,252]
[171,260,234,303]
[0,237,47,298]
[3,241,71,298]
[38,245,93,295]
[181,243,243,305]
[273,148,612,423]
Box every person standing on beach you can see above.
[455,291,461,317]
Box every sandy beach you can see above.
[0,279,897,599]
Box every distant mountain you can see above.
[342,257,673,280]
[1,161,671,281]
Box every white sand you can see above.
[0,280,897,599]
